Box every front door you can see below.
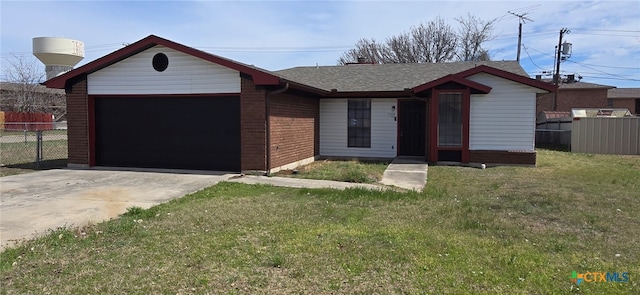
[398,100,426,156]
[437,92,463,162]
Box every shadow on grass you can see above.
[0,159,67,176]
[535,143,570,152]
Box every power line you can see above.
[572,28,640,33]
[564,59,640,81]
[522,45,550,71]
[571,32,640,38]
[577,71,637,77]
[578,75,640,82]
[523,44,640,82]
[572,63,639,70]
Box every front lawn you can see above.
[1,150,638,294]
[275,159,389,183]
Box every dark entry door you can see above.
[94,96,240,171]
[398,100,426,156]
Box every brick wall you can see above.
[65,77,89,166]
[240,77,267,171]
[537,88,609,114]
[612,98,637,115]
[469,150,536,165]
[269,92,319,169]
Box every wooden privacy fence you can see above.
[571,117,640,155]
[0,111,54,131]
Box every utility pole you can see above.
[508,11,533,62]
[553,28,570,111]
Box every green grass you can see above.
[275,159,389,183]
[1,150,639,293]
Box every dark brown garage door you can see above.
[94,96,240,171]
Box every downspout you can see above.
[265,82,289,175]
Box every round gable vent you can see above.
[152,53,169,72]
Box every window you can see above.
[348,100,371,147]
[438,92,462,147]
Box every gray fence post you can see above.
[36,130,43,168]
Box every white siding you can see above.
[467,73,538,151]
[88,45,240,95]
[320,99,397,158]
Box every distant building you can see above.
[536,77,615,115]
[608,88,640,115]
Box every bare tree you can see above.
[455,13,495,61]
[338,38,386,64]
[338,14,494,64]
[382,32,415,63]
[410,18,457,62]
[1,54,66,120]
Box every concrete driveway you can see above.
[0,169,235,251]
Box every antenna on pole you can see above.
[508,10,534,62]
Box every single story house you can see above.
[536,78,614,114]
[608,88,640,115]
[45,35,556,173]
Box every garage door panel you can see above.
[95,96,240,171]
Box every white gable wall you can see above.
[87,45,240,95]
[467,72,539,151]
[320,99,397,158]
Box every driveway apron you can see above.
[0,169,234,251]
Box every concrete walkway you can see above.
[231,158,428,192]
[229,175,386,190]
[379,157,428,191]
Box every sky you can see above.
[1,0,639,88]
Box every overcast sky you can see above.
[1,0,639,87]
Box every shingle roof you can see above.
[559,81,615,89]
[274,61,528,92]
[608,88,640,99]
[538,79,615,90]
[42,34,551,94]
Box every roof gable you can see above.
[45,35,281,89]
[412,74,492,94]
[455,65,557,92]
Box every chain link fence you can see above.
[0,122,68,169]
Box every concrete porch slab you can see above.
[379,158,428,191]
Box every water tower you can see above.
[33,37,85,80]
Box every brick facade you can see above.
[537,88,609,114]
[65,77,89,166]
[469,150,536,165]
[269,92,319,169]
[240,77,267,171]
[612,98,638,115]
